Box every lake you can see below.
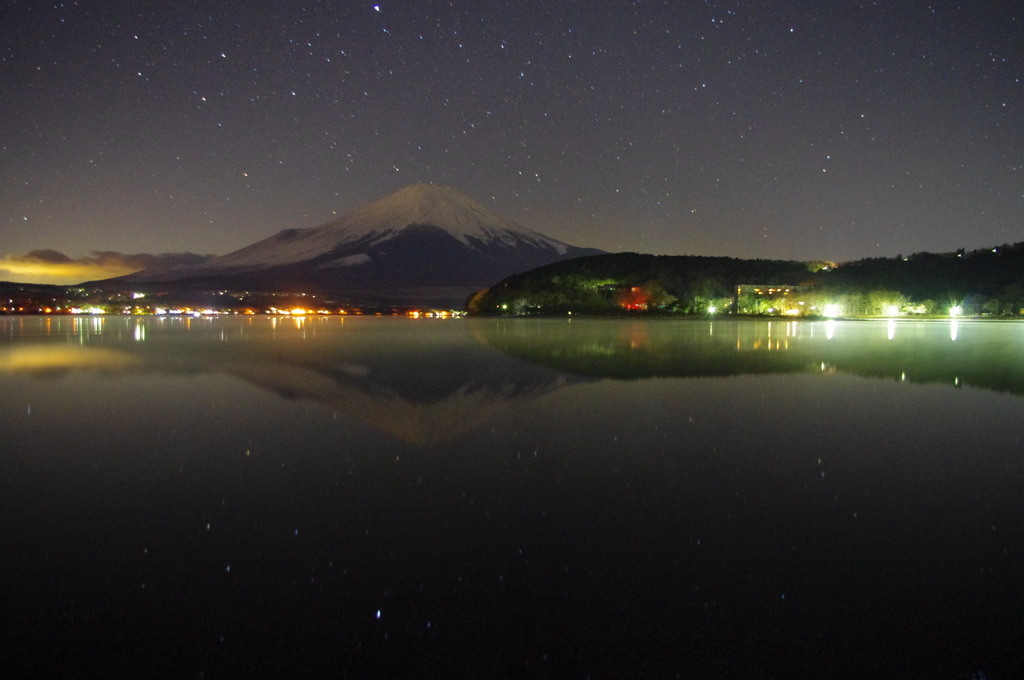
[1,315,1021,677]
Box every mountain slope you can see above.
[112,184,603,303]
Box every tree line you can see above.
[469,243,1024,316]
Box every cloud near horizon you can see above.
[0,249,215,285]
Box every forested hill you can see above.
[469,244,1024,316]
[469,252,816,314]
[817,245,1024,301]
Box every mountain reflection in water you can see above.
[0,316,586,445]
[2,315,1023,677]
[5,317,1024,445]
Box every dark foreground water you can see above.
[1,315,1022,678]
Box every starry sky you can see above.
[2,0,1022,283]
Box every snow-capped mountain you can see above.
[114,184,603,303]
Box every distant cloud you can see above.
[0,249,215,285]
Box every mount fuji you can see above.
[106,183,603,304]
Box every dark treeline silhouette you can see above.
[470,243,1024,316]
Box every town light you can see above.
[949,306,962,317]
[884,305,899,317]
[707,306,717,314]
[823,304,840,318]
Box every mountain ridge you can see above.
[100,183,604,304]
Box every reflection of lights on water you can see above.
[0,346,134,372]
[950,320,958,341]
[825,320,836,339]
[887,319,895,340]
[823,304,840,318]
[901,372,906,381]
[134,322,145,341]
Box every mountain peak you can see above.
[387,182,467,204]
[321,182,552,249]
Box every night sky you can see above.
[2,0,1022,284]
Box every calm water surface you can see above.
[1,316,1022,677]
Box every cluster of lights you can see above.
[407,310,465,319]
[266,307,337,315]
[154,308,221,316]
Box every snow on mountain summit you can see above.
[328,183,567,249]
[205,183,570,271]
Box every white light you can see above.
[884,305,899,317]
[823,304,840,318]
[708,306,717,314]
[949,306,962,317]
